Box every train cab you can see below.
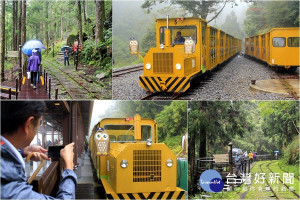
[89,114,185,199]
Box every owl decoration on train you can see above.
[129,38,139,55]
[94,127,110,155]
[184,37,195,54]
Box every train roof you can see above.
[156,17,207,23]
[245,27,299,38]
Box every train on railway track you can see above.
[245,27,299,71]
[89,114,185,199]
[129,16,241,94]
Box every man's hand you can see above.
[60,142,74,170]
[24,145,49,161]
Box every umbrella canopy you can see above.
[61,46,72,52]
[232,148,243,155]
[22,40,46,56]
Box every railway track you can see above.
[141,92,191,100]
[259,161,299,199]
[43,59,101,99]
[112,64,143,77]
[271,72,299,100]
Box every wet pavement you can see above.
[18,76,49,99]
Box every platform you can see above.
[250,79,299,97]
[18,76,49,99]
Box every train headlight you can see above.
[166,159,173,167]
[175,63,181,70]
[146,138,152,147]
[145,63,151,70]
[120,160,129,168]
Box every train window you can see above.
[272,37,286,47]
[287,37,300,47]
[103,125,135,142]
[141,125,152,142]
[160,26,197,45]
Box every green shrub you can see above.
[282,136,299,165]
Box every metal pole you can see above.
[55,88,58,99]
[45,73,47,91]
[228,142,234,191]
[48,78,51,99]
[16,78,18,99]
[75,50,78,71]
[18,71,22,91]
[8,88,11,99]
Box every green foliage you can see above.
[156,101,187,141]
[244,1,299,36]
[282,136,299,165]
[278,158,299,178]
[257,101,299,148]
[66,34,76,47]
[161,135,182,155]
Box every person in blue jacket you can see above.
[1,101,77,199]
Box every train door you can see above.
[266,33,270,63]
[201,21,207,73]
[261,35,266,61]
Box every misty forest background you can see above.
[113,0,299,68]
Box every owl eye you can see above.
[134,41,137,45]
[189,40,193,44]
[185,41,189,44]
[102,133,109,140]
[95,133,101,140]
[130,41,134,45]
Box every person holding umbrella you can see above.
[27,49,40,89]
[64,48,70,66]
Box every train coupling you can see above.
[160,81,167,91]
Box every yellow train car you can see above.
[245,27,299,70]
[89,114,185,199]
[130,17,241,93]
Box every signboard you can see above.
[7,51,19,58]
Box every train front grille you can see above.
[133,150,161,182]
[153,53,173,74]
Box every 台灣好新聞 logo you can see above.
[199,169,224,192]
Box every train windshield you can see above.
[103,125,135,142]
[160,26,197,45]
[103,124,153,143]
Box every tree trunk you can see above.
[83,0,87,23]
[21,0,26,69]
[0,0,5,81]
[95,0,104,44]
[77,0,83,45]
[12,1,17,50]
[45,1,49,49]
[188,118,196,196]
[85,0,88,19]
[60,6,63,41]
[18,0,22,48]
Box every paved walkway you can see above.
[18,73,49,99]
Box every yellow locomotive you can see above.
[245,27,299,70]
[89,114,185,199]
[130,17,241,93]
